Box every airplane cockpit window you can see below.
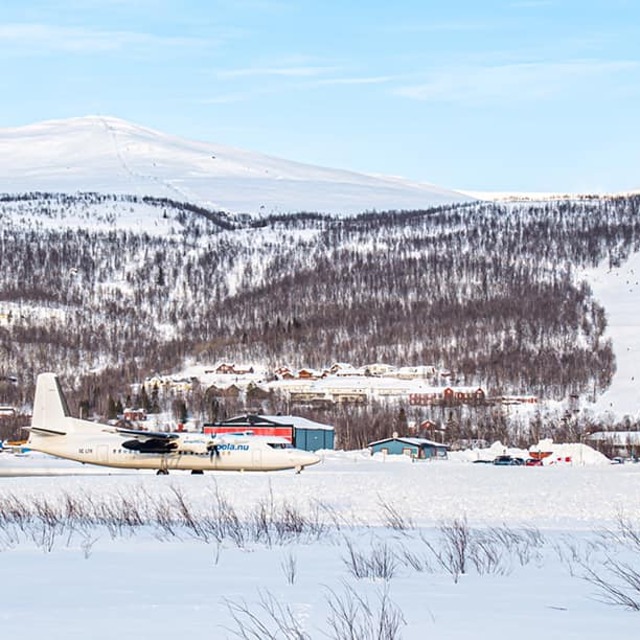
[267,442,293,449]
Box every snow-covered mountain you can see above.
[0,116,472,215]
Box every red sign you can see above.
[203,425,293,442]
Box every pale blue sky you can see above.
[1,0,639,192]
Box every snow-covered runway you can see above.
[2,448,637,529]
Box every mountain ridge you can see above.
[0,115,473,215]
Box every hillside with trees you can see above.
[1,192,639,444]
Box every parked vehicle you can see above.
[525,457,544,466]
[493,455,524,466]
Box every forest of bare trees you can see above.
[1,192,640,444]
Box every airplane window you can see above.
[267,442,293,449]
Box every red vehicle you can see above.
[525,457,544,466]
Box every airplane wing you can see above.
[112,428,180,454]
[113,428,181,441]
[24,426,67,436]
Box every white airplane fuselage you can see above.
[31,430,319,472]
[27,373,321,473]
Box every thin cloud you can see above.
[216,65,338,80]
[306,75,396,87]
[388,19,507,34]
[199,91,259,104]
[59,0,162,7]
[395,59,640,104]
[213,0,290,9]
[508,1,553,7]
[0,23,210,55]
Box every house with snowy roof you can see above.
[586,431,640,458]
[368,435,449,460]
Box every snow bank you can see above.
[451,439,610,466]
[530,438,610,466]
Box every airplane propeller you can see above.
[207,441,219,461]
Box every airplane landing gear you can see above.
[156,468,169,475]
[191,469,204,475]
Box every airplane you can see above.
[25,373,321,474]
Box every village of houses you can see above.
[141,361,538,418]
[132,364,640,462]
[2,362,636,461]
[127,361,541,450]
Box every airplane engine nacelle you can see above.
[176,437,214,455]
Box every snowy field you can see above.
[2,450,640,639]
[584,250,640,419]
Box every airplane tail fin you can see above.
[29,372,72,437]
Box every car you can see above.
[525,457,544,466]
[493,455,523,466]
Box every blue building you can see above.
[368,436,448,460]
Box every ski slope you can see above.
[0,116,472,215]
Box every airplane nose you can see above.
[294,451,321,468]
